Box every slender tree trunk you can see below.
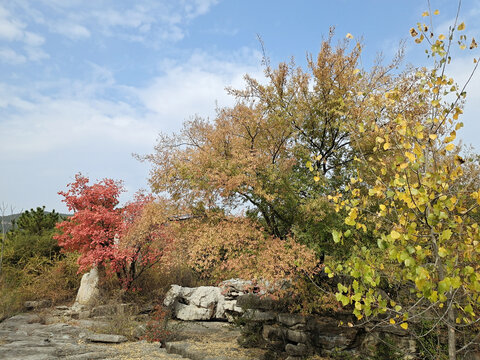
[431,228,456,360]
[447,301,457,360]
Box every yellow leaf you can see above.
[439,34,445,40]
[346,33,354,39]
[460,44,467,50]
[422,11,429,17]
[400,323,408,330]
[438,247,448,258]
[390,318,396,324]
[405,152,415,162]
[434,9,439,15]
[399,162,408,170]
[314,176,320,182]
[458,22,465,31]
[353,68,360,74]
[391,230,401,240]
[383,142,391,150]
[470,38,478,49]
[410,28,418,37]
[445,143,455,151]
[429,134,437,140]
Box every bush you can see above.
[0,252,80,320]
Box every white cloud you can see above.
[0,6,25,41]
[7,1,221,46]
[138,49,263,132]
[0,48,27,64]
[51,22,91,39]
[0,47,262,156]
[0,4,48,63]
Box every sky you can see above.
[0,0,479,214]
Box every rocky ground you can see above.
[0,307,265,360]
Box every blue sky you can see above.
[1,0,479,213]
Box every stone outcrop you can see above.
[165,280,417,359]
[163,279,252,321]
[72,267,100,310]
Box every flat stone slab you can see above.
[87,334,128,343]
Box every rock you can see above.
[78,310,91,320]
[262,324,286,341]
[91,305,116,317]
[163,285,183,307]
[73,267,100,309]
[244,309,276,322]
[174,303,213,321]
[278,313,306,327]
[219,278,254,294]
[285,343,308,356]
[86,334,128,343]
[236,294,277,311]
[309,317,358,350]
[286,329,309,344]
[24,300,51,310]
[165,284,231,321]
[188,286,222,309]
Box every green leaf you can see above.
[332,230,342,243]
[440,229,452,241]
[438,247,448,258]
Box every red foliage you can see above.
[55,174,124,272]
[55,174,170,290]
[142,305,172,343]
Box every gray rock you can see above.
[24,300,51,310]
[174,303,213,321]
[278,313,306,327]
[244,309,276,322]
[73,267,100,309]
[285,343,308,356]
[188,286,222,309]
[91,305,116,317]
[218,278,254,293]
[236,294,277,311]
[262,324,286,341]
[86,333,128,343]
[164,284,183,307]
[286,329,309,344]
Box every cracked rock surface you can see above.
[0,312,184,359]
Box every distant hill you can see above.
[0,212,71,233]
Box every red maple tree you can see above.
[55,174,169,290]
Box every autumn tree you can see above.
[142,32,410,256]
[55,174,170,290]
[323,8,479,360]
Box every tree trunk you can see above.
[447,301,457,360]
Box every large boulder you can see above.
[72,267,100,309]
[164,280,253,321]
